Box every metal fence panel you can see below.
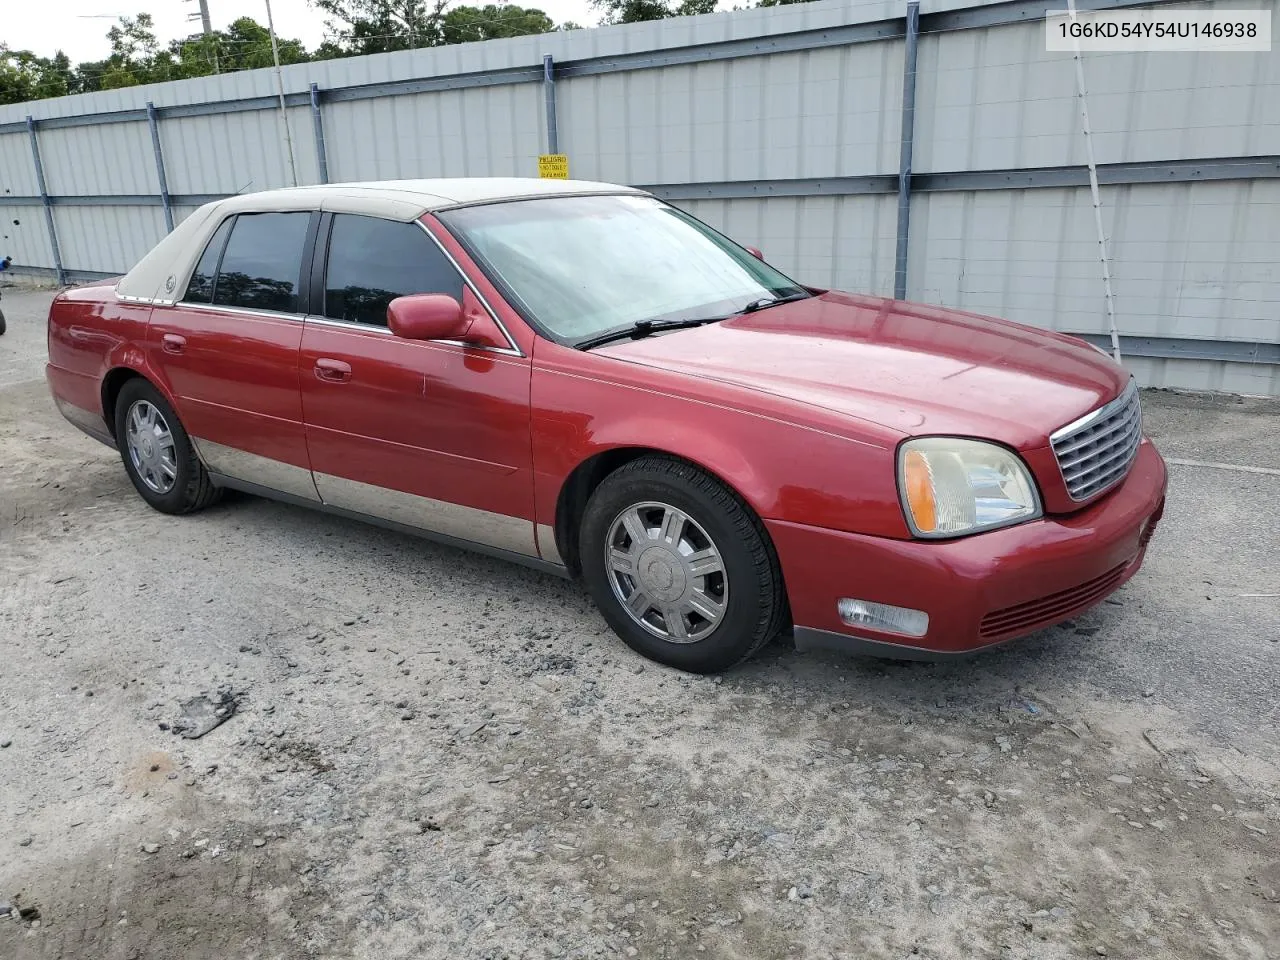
[0,132,38,195]
[323,84,544,182]
[682,194,899,295]
[38,122,157,195]
[913,0,1280,173]
[907,179,1280,344]
[559,42,903,186]
[1,204,53,268]
[159,106,318,194]
[51,205,169,276]
[0,0,1275,393]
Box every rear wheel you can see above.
[579,456,786,673]
[114,378,220,514]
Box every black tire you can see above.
[114,378,221,515]
[0,307,6,335]
[579,456,787,673]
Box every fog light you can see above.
[837,598,929,638]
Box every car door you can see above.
[147,210,320,501]
[299,213,537,557]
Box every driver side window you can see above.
[322,215,464,327]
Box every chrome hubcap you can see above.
[605,501,728,643]
[125,399,177,495]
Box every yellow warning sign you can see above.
[538,154,569,179]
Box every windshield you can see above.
[439,194,808,344]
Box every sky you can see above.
[8,0,604,61]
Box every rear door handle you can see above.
[314,358,352,383]
[161,333,186,355]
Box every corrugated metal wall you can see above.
[0,0,1276,395]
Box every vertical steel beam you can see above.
[310,83,330,184]
[146,101,175,232]
[893,1,920,301]
[26,116,65,286]
[543,54,559,155]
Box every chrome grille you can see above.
[1051,379,1142,502]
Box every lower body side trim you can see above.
[52,396,115,448]
[313,470,538,559]
[190,436,321,502]
[210,474,570,579]
[536,523,564,565]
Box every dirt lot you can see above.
[2,287,1278,960]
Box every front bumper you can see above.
[768,438,1167,660]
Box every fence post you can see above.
[310,83,330,184]
[146,102,175,233]
[543,54,559,155]
[893,0,920,301]
[26,116,65,286]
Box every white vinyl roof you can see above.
[116,177,645,304]
[224,177,645,214]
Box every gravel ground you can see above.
[2,288,1278,960]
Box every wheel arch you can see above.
[552,445,782,587]
[100,367,145,438]
[99,364,181,439]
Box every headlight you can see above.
[898,438,1042,538]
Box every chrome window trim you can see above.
[411,219,524,357]
[301,314,524,358]
[170,300,305,323]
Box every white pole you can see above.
[265,0,299,187]
[1066,0,1121,363]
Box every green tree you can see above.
[309,0,562,54]
[98,13,182,88]
[0,46,75,105]
[309,0,451,54]
[589,0,715,25]
[442,4,554,44]
[170,17,310,77]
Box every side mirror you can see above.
[744,246,765,261]
[387,294,470,341]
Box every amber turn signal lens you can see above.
[903,448,937,534]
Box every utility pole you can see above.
[265,0,299,187]
[185,0,212,35]
[185,0,218,73]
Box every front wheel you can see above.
[114,378,221,515]
[0,307,6,335]
[579,456,787,673]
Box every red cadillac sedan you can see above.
[46,178,1166,673]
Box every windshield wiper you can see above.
[576,317,714,351]
[575,292,812,351]
[739,291,811,313]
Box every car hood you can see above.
[594,291,1129,450]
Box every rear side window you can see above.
[323,214,464,327]
[214,212,311,313]
[183,217,233,304]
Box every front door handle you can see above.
[314,358,352,383]
[161,333,186,355]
